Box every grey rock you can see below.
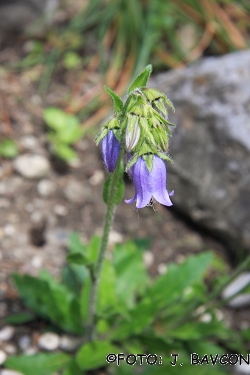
[222,273,250,308]
[235,362,250,374]
[38,332,60,351]
[151,50,250,252]
[14,154,50,180]
[0,0,58,34]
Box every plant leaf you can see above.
[12,272,82,334]
[5,353,70,375]
[66,253,91,266]
[0,139,19,159]
[128,64,152,93]
[113,241,148,309]
[76,340,119,370]
[104,86,124,114]
[4,312,35,325]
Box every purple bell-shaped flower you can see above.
[125,155,174,209]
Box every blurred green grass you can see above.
[11,0,250,130]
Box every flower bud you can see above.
[102,130,120,172]
[126,115,141,151]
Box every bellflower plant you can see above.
[92,65,175,339]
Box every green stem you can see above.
[86,152,122,341]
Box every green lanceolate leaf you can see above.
[76,340,119,370]
[66,252,91,266]
[4,312,35,325]
[12,272,82,334]
[5,353,70,375]
[128,64,152,93]
[68,232,87,255]
[104,86,124,114]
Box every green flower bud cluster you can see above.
[95,65,175,173]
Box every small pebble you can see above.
[18,335,31,350]
[14,154,50,179]
[3,344,17,355]
[89,170,104,185]
[1,370,24,375]
[68,158,81,168]
[4,224,16,237]
[31,255,43,269]
[143,251,154,267]
[24,346,37,356]
[0,350,7,365]
[109,231,123,245]
[38,332,60,351]
[0,326,15,341]
[54,204,68,216]
[63,179,91,204]
[59,335,82,352]
[199,313,212,323]
[37,179,56,197]
[20,136,39,150]
[157,263,167,275]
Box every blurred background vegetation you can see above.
[2,0,250,141]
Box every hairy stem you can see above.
[86,152,122,341]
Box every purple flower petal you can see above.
[152,156,173,206]
[125,157,152,208]
[133,157,153,208]
[102,130,120,172]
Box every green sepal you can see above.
[153,98,169,118]
[139,117,155,145]
[94,127,109,145]
[142,88,175,112]
[103,161,124,205]
[156,151,174,163]
[128,65,152,94]
[164,95,175,112]
[151,108,172,134]
[125,152,139,172]
[104,86,123,115]
[125,143,155,172]
[94,118,120,145]
[143,154,154,172]
[124,92,147,114]
[112,127,122,143]
[151,125,169,152]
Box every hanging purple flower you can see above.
[125,155,174,209]
[102,130,120,173]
